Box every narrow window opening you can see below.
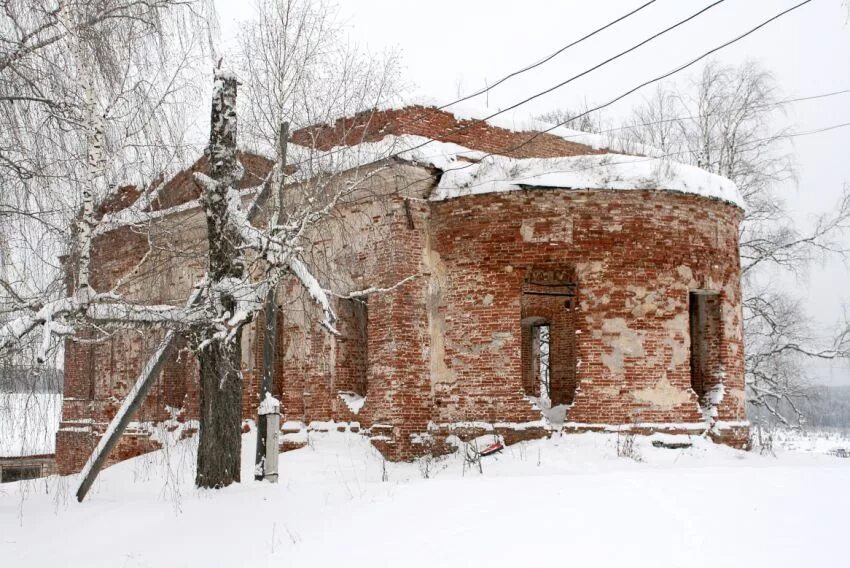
[336,297,368,401]
[521,316,548,401]
[351,298,368,397]
[537,324,551,408]
[689,290,723,409]
[521,267,578,424]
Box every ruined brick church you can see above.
[56,106,748,473]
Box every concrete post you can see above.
[258,393,280,483]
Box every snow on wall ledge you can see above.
[433,152,744,209]
[295,134,744,209]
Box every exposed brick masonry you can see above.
[56,107,748,473]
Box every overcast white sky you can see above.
[214,0,850,384]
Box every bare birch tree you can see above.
[236,0,401,153]
[0,0,223,485]
[0,0,207,352]
[234,0,400,476]
[0,0,209,466]
[1,0,403,491]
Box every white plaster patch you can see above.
[600,318,645,375]
[423,234,455,387]
[487,332,512,352]
[576,260,604,278]
[626,285,662,318]
[519,220,535,242]
[632,374,693,410]
[662,313,690,367]
[728,388,747,411]
[519,217,572,243]
[676,265,695,285]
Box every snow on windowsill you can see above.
[338,391,366,415]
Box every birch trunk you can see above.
[78,78,105,295]
[195,71,245,489]
[196,337,243,488]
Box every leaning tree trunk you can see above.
[195,71,246,489]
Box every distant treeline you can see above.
[0,364,63,393]
[750,385,850,430]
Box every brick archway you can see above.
[521,267,578,407]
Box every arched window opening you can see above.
[520,267,578,421]
[536,323,551,407]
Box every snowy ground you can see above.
[1,427,849,568]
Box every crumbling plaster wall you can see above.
[271,164,439,459]
[58,207,208,473]
[58,160,749,471]
[427,188,746,441]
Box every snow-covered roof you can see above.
[288,134,743,208]
[98,104,742,233]
[434,152,743,207]
[284,102,742,208]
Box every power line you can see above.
[450,120,850,194]
[767,121,850,140]
[286,0,668,169]
[444,0,814,174]
[574,89,850,139]
[293,0,728,171]
[289,0,813,192]
[440,0,660,110]
[473,0,727,124]
[372,0,818,200]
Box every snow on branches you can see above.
[0,290,208,362]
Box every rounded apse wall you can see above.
[426,187,745,428]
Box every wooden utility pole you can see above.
[255,121,289,480]
[76,285,204,502]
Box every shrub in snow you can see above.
[616,432,642,462]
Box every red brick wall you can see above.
[290,106,608,159]
[56,427,166,475]
[428,189,746,434]
[363,194,433,459]
[57,160,748,470]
